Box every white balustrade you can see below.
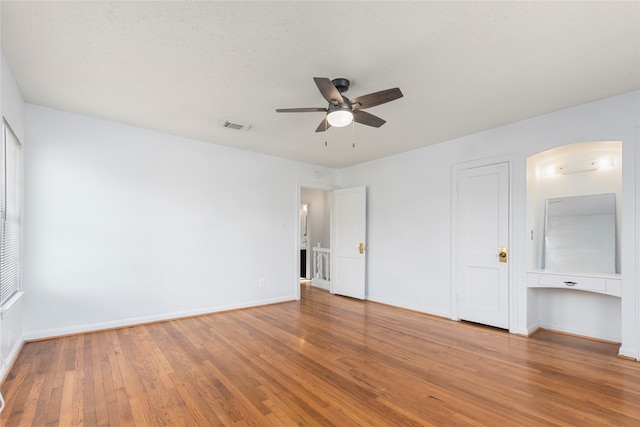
[311,245,330,290]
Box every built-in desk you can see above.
[527,270,621,297]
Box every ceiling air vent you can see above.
[221,119,251,131]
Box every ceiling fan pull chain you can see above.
[352,120,356,148]
[324,118,328,147]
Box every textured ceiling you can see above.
[2,1,639,168]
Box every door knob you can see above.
[359,243,364,254]
[499,247,507,263]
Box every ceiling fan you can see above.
[276,77,403,132]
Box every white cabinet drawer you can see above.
[537,274,606,292]
[527,271,621,297]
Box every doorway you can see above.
[298,187,332,297]
[300,202,310,280]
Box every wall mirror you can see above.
[544,193,616,274]
[300,203,309,247]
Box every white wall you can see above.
[1,52,25,381]
[339,142,457,318]
[339,91,639,358]
[323,190,332,247]
[23,104,337,339]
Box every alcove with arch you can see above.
[526,140,622,342]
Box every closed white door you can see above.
[457,162,509,329]
[331,186,366,299]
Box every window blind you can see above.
[0,120,22,306]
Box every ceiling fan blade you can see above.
[350,88,403,110]
[276,107,326,113]
[314,77,344,105]
[353,110,386,128]
[315,117,331,133]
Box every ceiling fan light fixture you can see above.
[276,76,403,132]
[327,109,353,127]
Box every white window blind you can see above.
[0,120,22,306]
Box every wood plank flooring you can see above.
[1,284,639,426]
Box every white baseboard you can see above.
[23,295,295,341]
[366,295,451,320]
[616,345,638,360]
[537,321,621,343]
[525,322,541,336]
[0,339,23,384]
[311,278,330,291]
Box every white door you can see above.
[332,186,366,299]
[457,162,509,329]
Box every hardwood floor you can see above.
[2,284,639,426]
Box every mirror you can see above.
[544,193,616,274]
[300,203,309,247]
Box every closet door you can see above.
[457,162,509,329]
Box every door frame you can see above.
[295,181,335,301]
[450,153,521,334]
[635,126,640,361]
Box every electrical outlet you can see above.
[259,278,265,288]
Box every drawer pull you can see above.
[564,281,577,286]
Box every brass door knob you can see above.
[499,247,507,263]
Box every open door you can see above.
[331,186,366,299]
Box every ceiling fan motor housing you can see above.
[331,78,350,94]
[328,96,351,112]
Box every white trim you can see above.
[311,278,330,291]
[0,338,23,383]
[636,125,640,361]
[537,322,621,344]
[619,126,640,361]
[525,323,540,336]
[23,295,294,341]
[450,153,519,332]
[511,154,529,336]
[0,291,23,319]
[367,296,451,320]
